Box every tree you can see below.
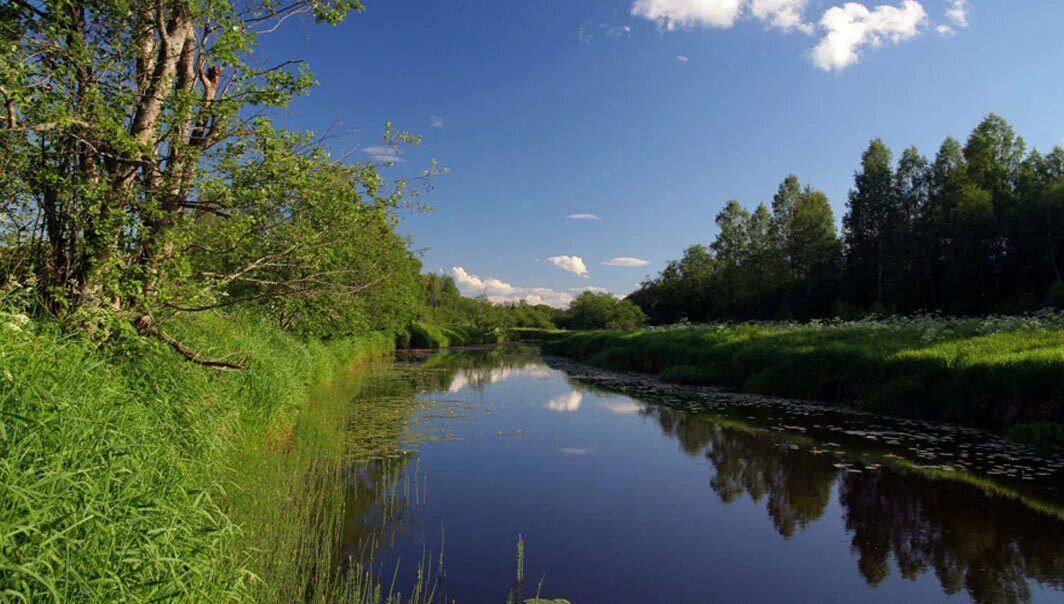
[893,147,932,310]
[844,139,897,309]
[710,200,752,316]
[0,0,366,325]
[564,292,647,330]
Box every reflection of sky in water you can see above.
[446,365,555,393]
[546,390,583,412]
[598,401,644,415]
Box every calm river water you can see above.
[340,345,1064,603]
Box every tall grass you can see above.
[0,309,398,602]
[544,313,1064,437]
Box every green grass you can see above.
[544,314,1064,439]
[403,321,510,349]
[0,309,405,602]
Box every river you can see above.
[338,344,1064,603]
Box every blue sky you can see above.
[263,0,1064,306]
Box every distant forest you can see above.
[629,115,1064,323]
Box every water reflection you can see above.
[546,390,583,412]
[642,405,1064,602]
[340,348,1064,603]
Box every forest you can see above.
[629,115,1064,324]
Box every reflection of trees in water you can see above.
[644,406,835,538]
[841,469,1064,603]
[641,404,1064,603]
[340,456,416,567]
[413,345,547,392]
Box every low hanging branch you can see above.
[134,315,244,370]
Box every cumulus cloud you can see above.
[451,267,573,307]
[632,0,745,29]
[751,0,814,33]
[810,0,928,72]
[631,0,812,31]
[602,257,650,267]
[548,255,589,277]
[675,54,690,63]
[937,0,967,36]
[945,0,967,27]
[566,213,603,220]
[631,0,950,71]
[430,115,444,128]
[362,145,403,163]
[547,391,584,412]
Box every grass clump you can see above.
[544,312,1064,430]
[0,309,396,602]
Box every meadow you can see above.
[544,313,1064,445]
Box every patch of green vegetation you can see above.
[0,310,409,602]
[505,328,570,342]
[545,314,1064,428]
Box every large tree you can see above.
[0,0,362,320]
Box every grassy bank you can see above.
[0,310,398,602]
[544,314,1064,440]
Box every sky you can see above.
[262,0,1064,307]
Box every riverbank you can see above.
[0,310,396,602]
[543,315,1064,444]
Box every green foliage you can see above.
[559,291,647,330]
[629,115,1064,323]
[184,124,425,338]
[409,321,450,349]
[546,313,1064,430]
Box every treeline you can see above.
[630,115,1064,323]
[409,275,645,346]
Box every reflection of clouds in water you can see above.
[561,447,591,455]
[546,390,583,412]
[447,365,554,393]
[599,401,644,415]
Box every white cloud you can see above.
[547,391,584,412]
[570,286,610,294]
[566,213,603,220]
[751,0,814,33]
[603,257,650,267]
[631,0,946,72]
[451,267,573,308]
[632,0,745,29]
[362,145,403,163]
[937,0,967,36]
[547,255,589,277]
[675,54,690,63]
[810,1,928,72]
[560,447,592,455]
[631,0,812,32]
[945,0,967,27]
[430,115,444,128]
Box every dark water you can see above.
[341,345,1064,603]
